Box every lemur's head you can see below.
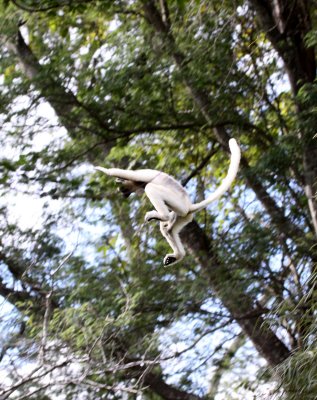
[115,178,146,198]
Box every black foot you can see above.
[148,217,160,222]
[164,256,177,266]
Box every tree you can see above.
[0,0,316,399]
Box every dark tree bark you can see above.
[5,30,116,145]
[143,371,204,400]
[248,0,317,237]
[181,221,291,367]
[0,278,36,307]
[7,31,80,129]
[248,0,315,94]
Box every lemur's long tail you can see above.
[189,139,241,213]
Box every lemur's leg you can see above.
[144,183,190,222]
[144,183,173,222]
[160,221,180,261]
[95,167,160,183]
[145,210,176,223]
[166,211,177,231]
[160,213,193,266]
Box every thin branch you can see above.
[10,382,52,400]
[0,361,69,399]
[10,0,94,13]
[0,322,25,362]
[208,332,246,400]
[38,291,53,364]
[159,0,171,26]
[182,145,217,186]
[11,0,62,12]
[51,250,76,276]
[80,379,139,394]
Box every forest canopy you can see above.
[0,0,317,399]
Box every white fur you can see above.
[95,139,240,266]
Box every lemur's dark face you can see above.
[119,185,133,198]
[116,178,146,198]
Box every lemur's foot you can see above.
[145,216,160,223]
[164,255,178,266]
[144,211,160,223]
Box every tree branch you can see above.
[10,0,94,13]
[0,277,36,306]
[5,29,115,143]
[180,220,291,367]
[142,0,317,260]
[182,145,218,186]
[142,371,204,400]
[0,361,69,399]
[248,0,317,239]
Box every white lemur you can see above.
[95,138,240,266]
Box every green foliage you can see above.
[0,0,316,399]
[274,278,317,400]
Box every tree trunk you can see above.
[181,221,291,367]
[142,0,317,367]
[249,0,317,237]
[7,31,79,130]
[143,372,204,400]
[5,30,114,145]
[142,1,316,258]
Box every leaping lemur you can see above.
[95,138,241,266]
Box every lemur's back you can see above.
[151,171,188,195]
